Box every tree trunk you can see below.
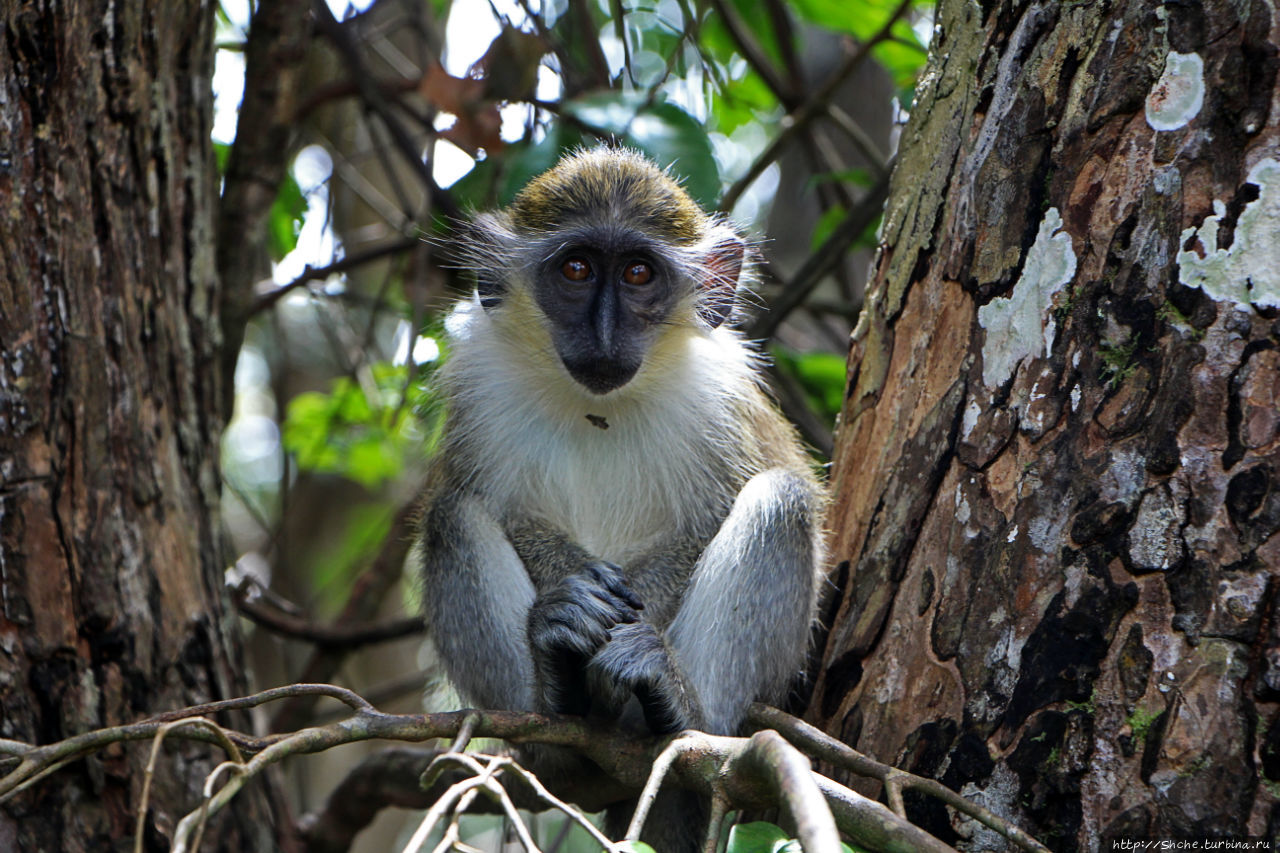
[0,2,271,849]
[811,0,1280,848]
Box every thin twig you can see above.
[250,237,421,315]
[449,712,484,754]
[625,734,691,840]
[739,730,841,853]
[135,718,245,853]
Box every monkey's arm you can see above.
[419,493,539,711]
[504,523,647,719]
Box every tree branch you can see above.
[233,582,425,648]
[310,0,460,221]
[718,0,911,215]
[248,237,423,315]
[3,686,1050,853]
[748,172,890,341]
[748,704,1052,853]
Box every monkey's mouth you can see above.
[561,356,640,395]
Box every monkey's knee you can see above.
[736,467,821,522]
[720,467,823,577]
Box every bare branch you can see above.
[737,730,842,853]
[249,237,422,315]
[748,704,1052,853]
[233,580,425,648]
[748,172,890,342]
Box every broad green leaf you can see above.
[711,68,779,133]
[725,821,871,853]
[726,822,790,853]
[789,0,913,41]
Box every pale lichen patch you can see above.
[1145,51,1205,132]
[1128,486,1183,571]
[978,207,1078,388]
[1177,158,1280,308]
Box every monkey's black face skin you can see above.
[532,227,678,395]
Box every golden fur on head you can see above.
[508,147,707,244]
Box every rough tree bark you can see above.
[0,2,274,850]
[811,0,1280,849]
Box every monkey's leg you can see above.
[420,495,538,712]
[667,468,822,735]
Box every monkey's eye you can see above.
[622,261,653,286]
[561,258,592,282]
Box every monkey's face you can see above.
[530,226,680,395]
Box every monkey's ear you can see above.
[697,236,745,329]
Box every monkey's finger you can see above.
[587,562,645,610]
[561,575,640,626]
[536,619,608,657]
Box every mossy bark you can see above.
[812,0,1280,848]
[0,2,273,849]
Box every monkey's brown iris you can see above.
[562,258,591,281]
[623,262,652,286]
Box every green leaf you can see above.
[614,843,657,853]
[789,0,915,41]
[711,69,780,133]
[562,92,720,209]
[726,822,791,853]
[724,822,871,853]
[281,360,440,489]
[267,172,306,261]
[213,141,231,175]
[811,204,847,252]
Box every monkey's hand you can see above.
[586,622,699,734]
[527,562,643,717]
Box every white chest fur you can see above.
[440,296,757,561]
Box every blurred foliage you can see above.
[773,347,848,425]
[282,361,439,488]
